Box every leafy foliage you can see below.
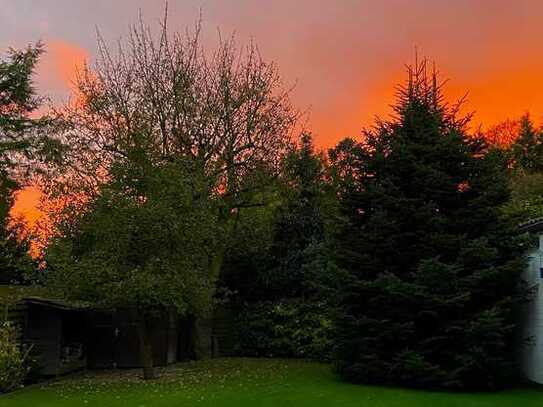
[266,134,328,297]
[221,135,335,362]
[498,115,543,225]
[46,157,221,316]
[0,321,33,393]
[0,182,33,284]
[221,134,335,361]
[501,172,543,225]
[235,299,333,361]
[510,114,543,173]
[222,134,330,299]
[45,149,222,379]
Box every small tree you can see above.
[45,11,297,377]
[0,321,31,393]
[495,115,543,225]
[262,133,328,298]
[47,156,221,379]
[510,114,543,173]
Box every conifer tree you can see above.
[222,133,328,300]
[0,44,47,283]
[331,60,524,390]
[266,133,326,297]
[511,114,543,172]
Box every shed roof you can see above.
[519,217,543,233]
[23,296,90,311]
[0,285,47,305]
[0,285,91,310]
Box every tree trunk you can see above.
[188,205,233,360]
[137,312,155,380]
[189,248,225,359]
[190,314,212,360]
[210,248,225,280]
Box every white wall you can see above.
[521,237,543,384]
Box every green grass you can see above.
[1,358,542,406]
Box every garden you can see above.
[2,5,543,405]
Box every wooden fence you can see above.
[1,300,27,342]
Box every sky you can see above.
[2,0,543,147]
[4,0,543,243]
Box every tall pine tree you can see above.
[266,133,327,297]
[331,61,524,390]
[511,113,543,172]
[0,44,47,283]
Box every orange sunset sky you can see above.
[5,0,543,242]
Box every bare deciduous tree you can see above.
[45,10,299,372]
[60,12,297,193]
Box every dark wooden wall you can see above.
[24,303,87,376]
[211,306,236,357]
[25,304,62,375]
[3,301,238,375]
[2,301,27,343]
[87,308,178,369]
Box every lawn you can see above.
[1,358,542,407]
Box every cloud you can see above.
[36,38,88,97]
[3,0,543,147]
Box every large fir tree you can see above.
[331,61,524,390]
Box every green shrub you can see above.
[235,299,333,360]
[0,321,31,393]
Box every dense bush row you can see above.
[235,299,333,361]
[0,322,32,393]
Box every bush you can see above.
[235,299,333,360]
[0,321,31,393]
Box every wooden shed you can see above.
[1,286,89,377]
[2,285,239,376]
[23,297,88,376]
